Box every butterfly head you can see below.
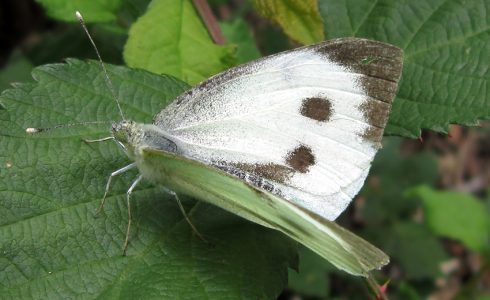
[112,120,142,157]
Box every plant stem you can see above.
[192,0,226,45]
[366,274,390,300]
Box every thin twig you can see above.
[366,274,390,300]
[192,0,226,44]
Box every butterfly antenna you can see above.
[26,120,113,134]
[75,11,126,121]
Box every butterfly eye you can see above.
[111,122,127,142]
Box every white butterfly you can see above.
[107,38,403,274]
[73,11,404,277]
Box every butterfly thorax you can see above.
[112,120,178,161]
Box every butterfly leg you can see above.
[96,163,137,215]
[164,188,207,243]
[122,174,143,256]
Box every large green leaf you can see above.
[408,186,490,252]
[0,60,297,299]
[252,0,324,45]
[124,0,236,85]
[35,0,121,22]
[320,0,490,137]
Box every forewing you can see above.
[140,147,389,276]
[154,38,403,220]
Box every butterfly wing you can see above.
[139,147,389,276]
[154,38,403,221]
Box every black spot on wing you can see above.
[286,145,315,173]
[300,97,333,122]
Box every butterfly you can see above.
[107,38,403,276]
[33,12,403,277]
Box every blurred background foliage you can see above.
[0,0,489,299]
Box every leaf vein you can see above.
[403,0,451,49]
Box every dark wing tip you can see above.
[314,38,404,146]
[314,38,404,85]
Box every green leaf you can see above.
[319,0,490,137]
[396,281,424,300]
[220,18,262,64]
[383,223,447,280]
[257,25,292,56]
[118,0,153,25]
[252,0,325,45]
[0,60,297,298]
[408,186,490,252]
[0,52,34,92]
[124,0,236,85]
[359,137,439,224]
[35,0,121,22]
[288,246,334,298]
[25,25,126,66]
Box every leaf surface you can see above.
[408,186,490,252]
[0,52,34,92]
[287,246,334,298]
[253,0,324,45]
[382,222,447,280]
[220,18,261,64]
[124,0,236,85]
[320,0,490,137]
